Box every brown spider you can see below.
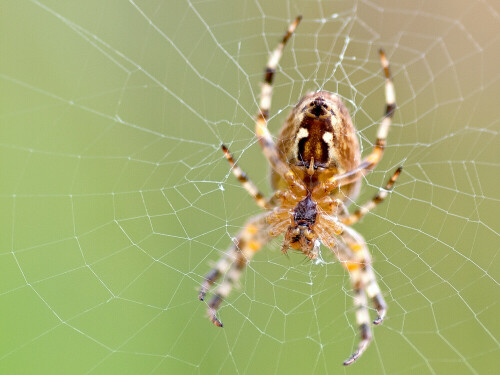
[199,16,401,366]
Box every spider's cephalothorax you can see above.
[283,195,319,258]
[199,16,401,366]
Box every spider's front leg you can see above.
[336,226,388,366]
[199,212,271,327]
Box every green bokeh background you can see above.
[1,1,499,374]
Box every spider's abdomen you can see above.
[296,115,333,168]
[271,91,361,200]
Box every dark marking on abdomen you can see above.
[297,136,329,165]
[297,117,334,166]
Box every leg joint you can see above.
[264,67,275,84]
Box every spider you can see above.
[198,16,401,366]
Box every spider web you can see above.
[0,0,499,374]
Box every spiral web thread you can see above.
[0,0,498,374]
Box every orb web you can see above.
[0,0,499,374]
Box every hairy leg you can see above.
[199,213,271,327]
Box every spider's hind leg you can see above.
[313,49,396,197]
[357,49,396,172]
[255,16,306,193]
[199,212,271,327]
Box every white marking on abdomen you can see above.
[293,127,309,158]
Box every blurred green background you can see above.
[1,0,499,374]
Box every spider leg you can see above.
[199,213,271,327]
[342,166,402,226]
[342,227,388,325]
[312,49,396,198]
[360,49,396,171]
[221,144,273,209]
[328,226,387,365]
[256,16,306,195]
[343,280,371,366]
